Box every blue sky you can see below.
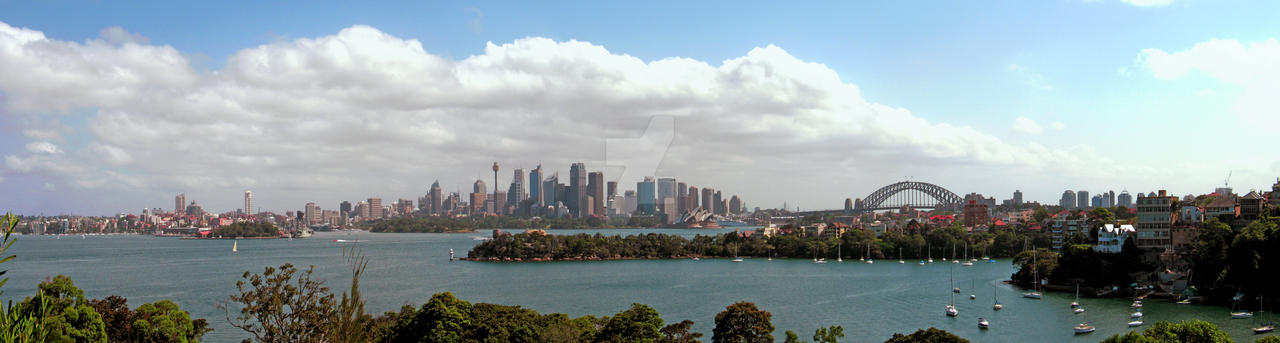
[1,0,1278,215]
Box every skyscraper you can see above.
[472,180,488,213]
[729,195,742,214]
[1077,190,1090,209]
[1060,190,1076,209]
[569,163,587,216]
[542,174,558,209]
[713,191,724,214]
[1012,190,1023,206]
[1107,190,1116,208]
[701,188,714,213]
[688,186,700,212]
[511,168,526,205]
[1118,190,1133,208]
[340,201,352,217]
[676,182,688,214]
[367,198,382,219]
[587,172,605,217]
[429,180,443,215]
[244,190,253,217]
[657,178,677,214]
[175,193,186,214]
[637,177,657,215]
[529,165,543,207]
[306,202,318,225]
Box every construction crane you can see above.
[1225,171,1232,188]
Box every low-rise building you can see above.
[867,220,887,237]
[1095,224,1135,253]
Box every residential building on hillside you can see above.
[1135,190,1175,250]
[1095,224,1135,253]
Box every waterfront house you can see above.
[1095,224,1135,253]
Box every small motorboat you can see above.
[1023,292,1042,299]
[978,318,990,329]
[1233,311,1255,319]
[1073,323,1095,334]
[1128,320,1144,327]
[1074,307,1085,314]
[1177,299,1193,304]
[814,258,827,264]
[1132,311,1144,319]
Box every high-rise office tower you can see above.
[701,188,714,213]
[175,193,186,214]
[688,186,699,211]
[306,202,318,225]
[713,191,724,214]
[637,177,657,215]
[657,178,677,214]
[623,190,638,214]
[367,198,382,219]
[1012,190,1023,206]
[1107,190,1116,208]
[340,201,352,217]
[587,172,605,216]
[542,174,558,208]
[569,163,587,216]
[729,195,742,214]
[511,168,526,205]
[529,165,543,207]
[429,180,443,215]
[244,190,253,216]
[1060,190,1076,209]
[1077,190,1090,209]
[676,182,688,214]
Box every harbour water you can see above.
[4,229,1272,342]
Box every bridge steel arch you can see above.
[856,181,962,211]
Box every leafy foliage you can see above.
[88,295,211,343]
[1100,320,1231,343]
[712,302,774,343]
[225,264,336,343]
[882,328,969,343]
[211,222,280,238]
[0,213,47,343]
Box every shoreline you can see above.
[178,236,281,240]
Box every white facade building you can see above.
[1095,224,1135,253]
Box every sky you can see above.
[1,0,1279,216]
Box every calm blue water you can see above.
[3,230,1272,342]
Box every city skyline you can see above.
[3,1,1280,215]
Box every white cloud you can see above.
[1121,0,1175,7]
[98,26,149,45]
[1139,38,1280,130]
[1005,63,1053,90]
[1050,121,1066,130]
[1011,117,1044,135]
[0,21,1122,212]
[25,141,62,155]
[43,182,56,191]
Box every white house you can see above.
[1095,224,1135,253]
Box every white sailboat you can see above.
[1073,312,1096,334]
[1233,295,1255,319]
[1128,319,1144,327]
[865,245,873,264]
[449,248,455,261]
[946,265,959,317]
[993,286,1003,310]
[927,243,934,263]
[837,245,843,263]
[1071,284,1080,308]
[232,240,238,253]
[1255,295,1275,334]
[969,280,976,300]
[898,248,905,264]
[961,243,974,266]
[978,317,989,329]
[1022,248,1042,299]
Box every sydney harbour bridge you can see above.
[795,180,963,216]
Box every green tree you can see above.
[712,302,773,343]
[224,264,335,343]
[657,320,701,343]
[883,328,968,343]
[19,275,108,343]
[1256,336,1280,343]
[1100,320,1231,343]
[596,303,663,343]
[130,300,211,343]
[390,292,473,343]
[783,330,800,343]
[812,326,844,343]
[0,213,47,343]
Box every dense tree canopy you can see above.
[211,222,279,238]
[18,275,107,343]
[1100,320,1231,343]
[712,302,774,343]
[883,328,969,343]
